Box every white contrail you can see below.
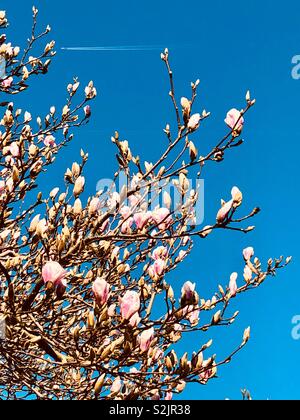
[61,45,167,51]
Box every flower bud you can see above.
[119,290,140,320]
[229,272,238,297]
[73,176,85,197]
[187,113,201,131]
[92,278,110,306]
[42,261,67,286]
[243,247,254,261]
[138,328,154,352]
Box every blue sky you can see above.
[3,0,300,400]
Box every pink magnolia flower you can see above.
[9,142,20,157]
[92,277,110,306]
[231,186,242,199]
[225,108,244,132]
[199,366,216,382]
[148,259,166,279]
[243,265,253,282]
[42,261,67,286]
[73,176,85,196]
[120,290,140,320]
[243,247,254,261]
[188,113,201,131]
[181,281,196,301]
[229,272,238,297]
[138,327,155,352]
[43,135,56,147]
[129,312,141,328]
[216,186,243,222]
[231,186,243,207]
[152,207,172,230]
[110,377,122,394]
[128,193,140,206]
[165,392,173,401]
[216,199,233,223]
[152,246,168,260]
[133,211,152,230]
[2,77,13,88]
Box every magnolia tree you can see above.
[0,8,291,400]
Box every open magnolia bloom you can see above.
[225,108,244,133]
[0,7,291,401]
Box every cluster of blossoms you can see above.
[0,13,290,401]
[33,240,273,400]
[119,205,172,235]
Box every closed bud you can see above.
[71,162,80,177]
[189,141,198,162]
[58,192,66,203]
[167,286,174,300]
[175,380,186,392]
[163,191,172,209]
[36,218,48,237]
[62,105,70,117]
[29,143,38,157]
[29,214,40,232]
[73,176,85,197]
[12,166,19,182]
[165,356,173,372]
[243,326,251,344]
[212,310,221,325]
[73,198,82,215]
[179,172,189,193]
[87,311,95,329]
[50,187,59,199]
[94,373,106,396]
[196,352,203,369]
